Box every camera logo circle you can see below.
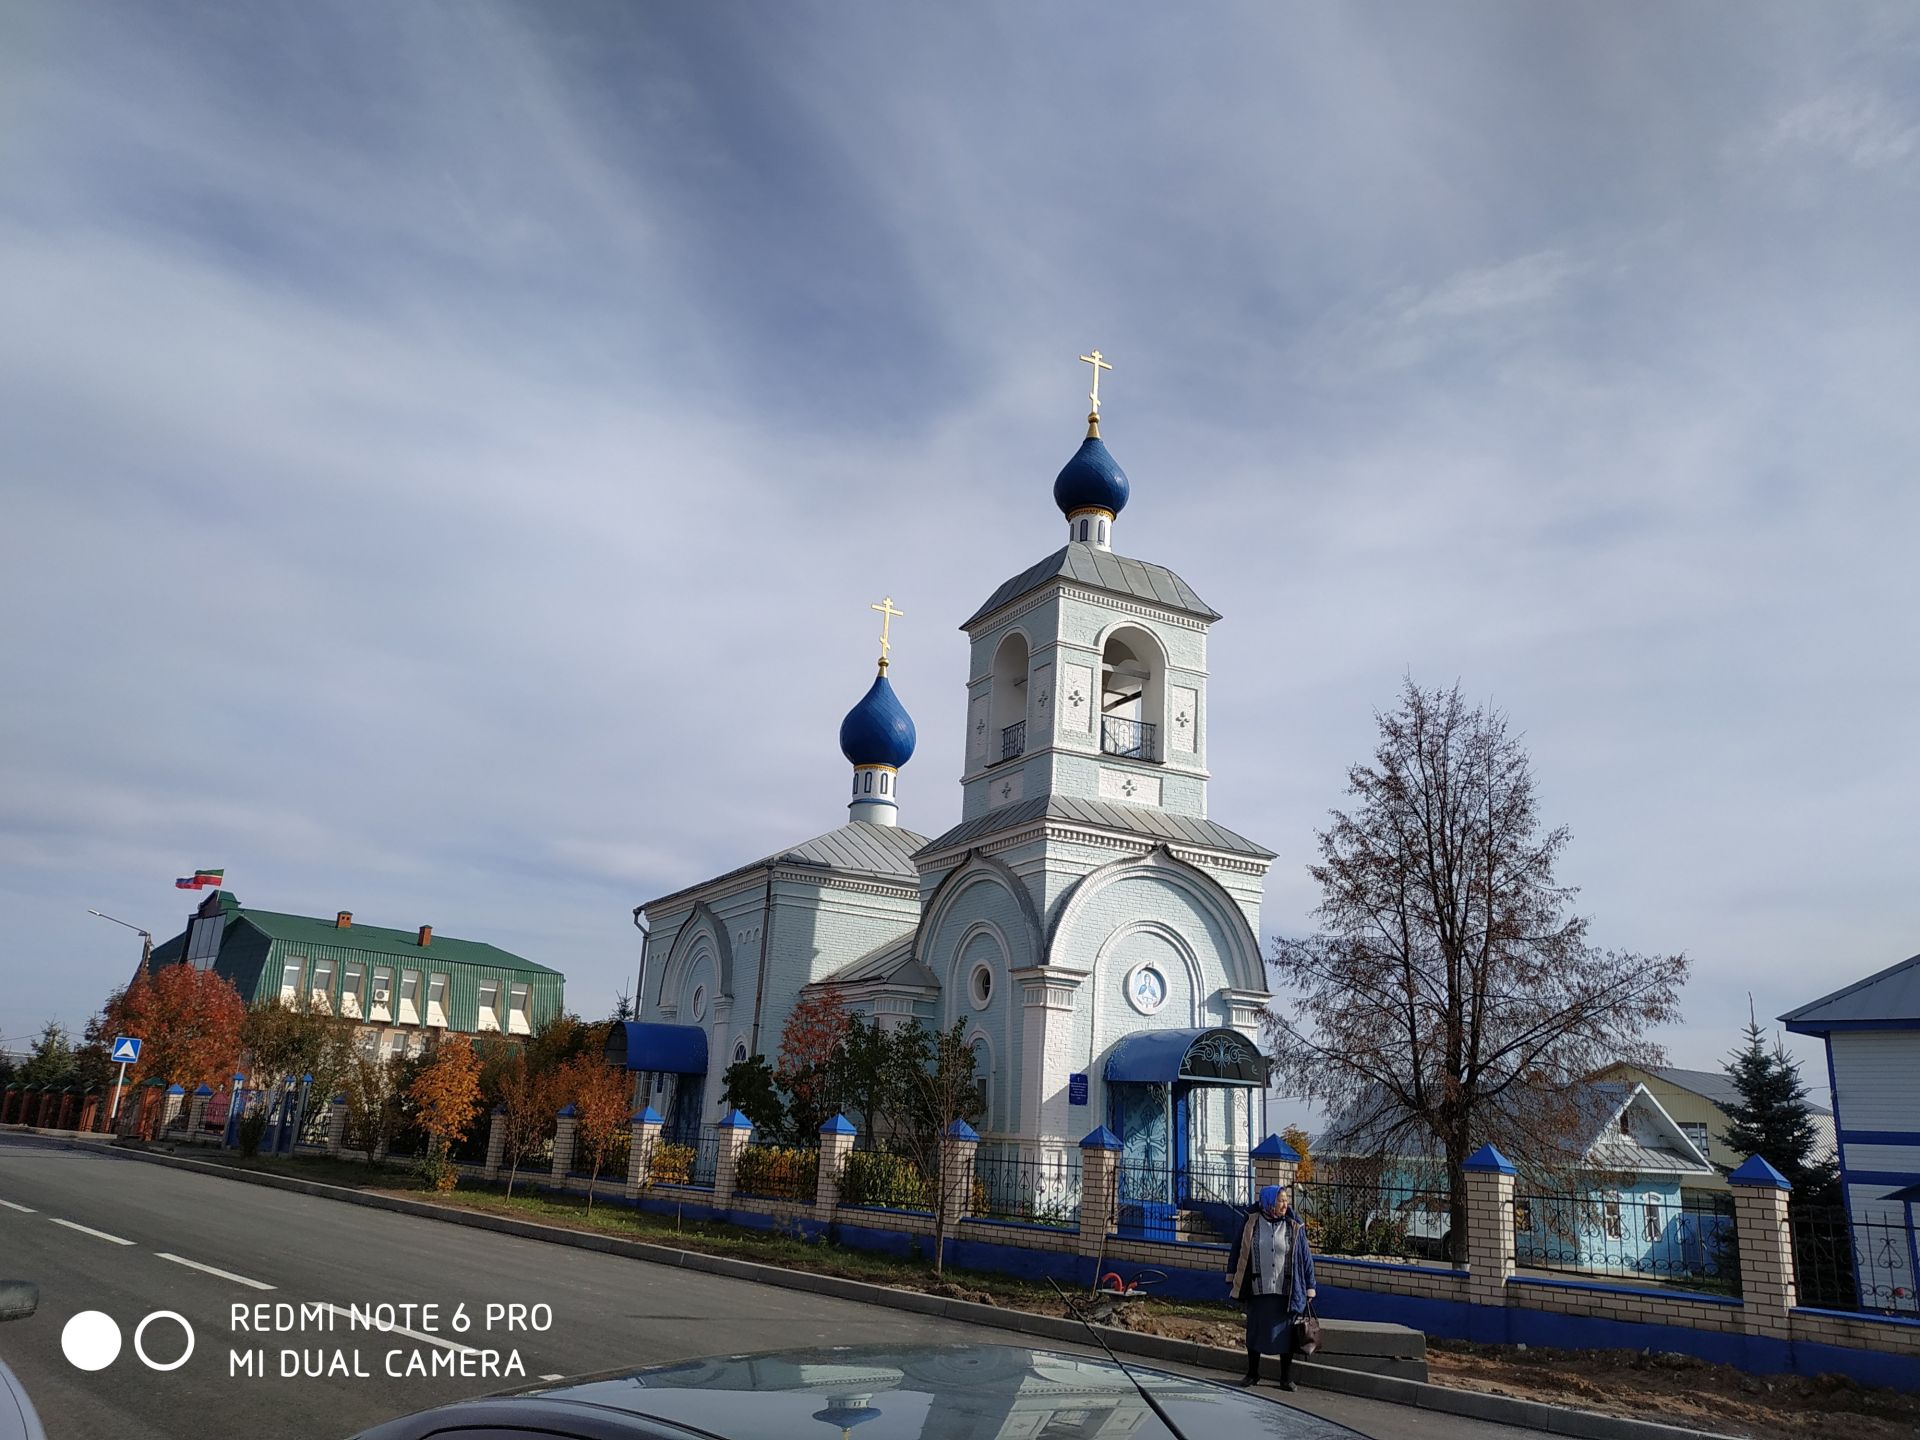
[60,1311,122,1371]
[61,1310,195,1371]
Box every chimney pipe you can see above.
[336,911,352,929]
[417,924,432,947]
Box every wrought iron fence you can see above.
[1790,1203,1919,1315]
[736,1141,819,1200]
[569,1124,631,1180]
[973,1148,1081,1229]
[1185,1155,1256,1208]
[838,1147,935,1213]
[1101,715,1156,760]
[1001,721,1026,760]
[650,1131,721,1188]
[1512,1191,1740,1295]
[1294,1178,1457,1263]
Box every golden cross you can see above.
[870,596,904,666]
[1079,349,1113,415]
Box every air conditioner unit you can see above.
[371,988,391,1004]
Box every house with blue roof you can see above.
[1782,951,1920,1315]
[616,366,1275,1195]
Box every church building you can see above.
[622,359,1275,1187]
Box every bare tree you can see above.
[894,1019,985,1279]
[1264,679,1688,1256]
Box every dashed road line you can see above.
[48,1217,135,1245]
[157,1252,276,1290]
[0,1200,34,1213]
[538,1373,566,1381]
[314,1303,481,1355]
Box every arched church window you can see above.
[690,984,707,1021]
[969,962,994,1009]
[1078,518,1089,542]
[1097,518,1108,545]
[879,772,889,794]
[733,1040,748,1065]
[862,771,873,794]
[971,1037,992,1128]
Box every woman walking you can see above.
[1225,1183,1317,1390]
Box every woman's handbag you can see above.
[1295,1302,1323,1355]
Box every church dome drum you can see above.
[839,672,917,769]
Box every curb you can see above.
[89,1140,1735,1440]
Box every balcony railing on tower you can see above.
[1000,721,1026,761]
[1101,715,1156,761]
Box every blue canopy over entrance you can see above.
[604,1021,709,1075]
[1104,1027,1268,1087]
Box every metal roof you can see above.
[1650,1064,1833,1118]
[914,794,1273,862]
[1105,1027,1268,1086]
[962,542,1219,628]
[643,821,930,912]
[1781,951,1920,1032]
[820,933,938,989]
[156,901,559,976]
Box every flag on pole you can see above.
[174,868,225,890]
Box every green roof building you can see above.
[150,891,564,1058]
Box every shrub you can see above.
[415,1151,458,1192]
[237,1109,268,1158]
[840,1150,931,1211]
[736,1144,819,1200]
[651,1142,695,1185]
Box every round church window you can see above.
[690,985,707,1021]
[1125,963,1168,1016]
[969,963,994,1010]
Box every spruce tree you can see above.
[1721,1012,1837,1201]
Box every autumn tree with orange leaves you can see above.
[561,1054,633,1213]
[107,964,247,1092]
[776,986,852,1139]
[408,1033,484,1190]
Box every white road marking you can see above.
[156,1253,276,1290]
[314,1303,481,1355]
[48,1218,135,1246]
[539,1373,566,1381]
[0,1200,35,1213]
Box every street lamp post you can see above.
[88,910,154,1122]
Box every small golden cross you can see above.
[1079,349,1113,415]
[870,596,904,666]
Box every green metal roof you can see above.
[230,908,560,975]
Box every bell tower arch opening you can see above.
[988,630,1030,762]
[1099,624,1164,763]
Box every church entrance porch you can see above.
[605,1021,711,1142]
[1103,1027,1268,1241]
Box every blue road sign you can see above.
[110,1036,142,1064]
[1068,1072,1089,1106]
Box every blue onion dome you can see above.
[1052,433,1130,518]
[839,670,917,768]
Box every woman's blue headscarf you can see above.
[1259,1184,1283,1213]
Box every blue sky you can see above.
[3,4,1915,1105]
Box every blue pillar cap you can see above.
[946,1119,980,1141]
[820,1113,857,1136]
[331,1094,348,1104]
[193,1084,214,1096]
[634,1106,663,1125]
[1729,1155,1793,1190]
[556,1103,577,1118]
[1251,1133,1301,1161]
[1080,1125,1123,1151]
[719,1108,755,1130]
[1462,1143,1517,1175]
[165,1084,186,1095]
[492,1104,507,1115]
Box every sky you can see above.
[2,3,1916,1115]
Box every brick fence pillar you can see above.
[1464,1143,1517,1311]
[78,1093,101,1134]
[1730,1155,1796,1338]
[188,1086,212,1139]
[551,1105,578,1181]
[1077,1126,1122,1256]
[625,1107,663,1199]
[1251,1132,1301,1200]
[939,1120,981,1236]
[715,1109,754,1207]
[482,1107,507,1179]
[816,1114,856,1219]
[325,1096,349,1156]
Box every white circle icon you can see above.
[61,1310,123,1371]
[134,1310,195,1371]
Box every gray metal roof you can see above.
[820,933,938,989]
[642,821,929,912]
[1651,1065,1832,1117]
[963,542,1219,628]
[914,794,1273,862]
[1781,952,1920,1031]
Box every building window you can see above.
[1097,518,1108,545]
[508,983,531,1036]
[969,964,993,1009]
[1680,1122,1710,1161]
[398,970,422,1026]
[691,985,708,1021]
[1644,1201,1663,1243]
[309,959,334,1013]
[340,962,365,1019]
[477,979,501,1032]
[280,960,304,1005]
[370,967,394,1022]
[425,973,449,1028]
[1603,1199,1623,1240]
[733,1040,748,1065]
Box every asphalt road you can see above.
[0,1135,1561,1440]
